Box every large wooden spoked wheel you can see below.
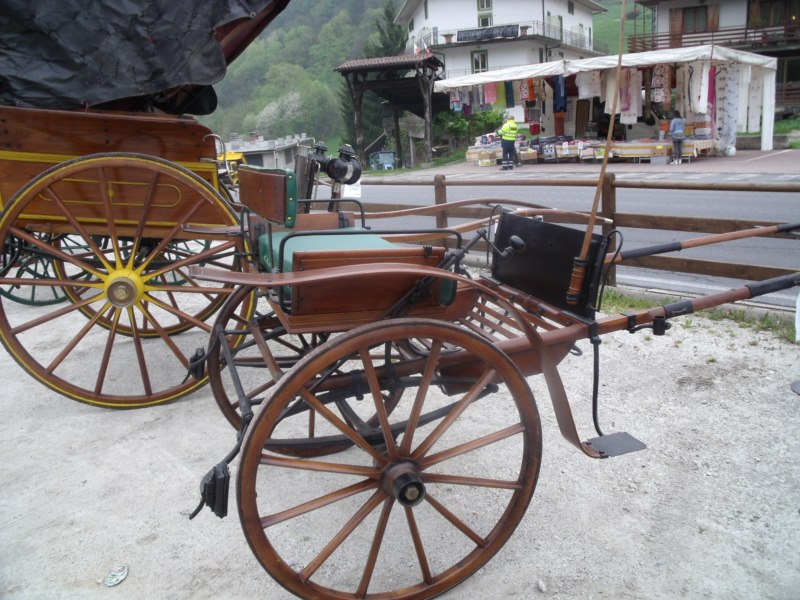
[238,318,542,600]
[0,153,250,407]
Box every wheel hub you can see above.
[105,270,144,308]
[381,461,425,507]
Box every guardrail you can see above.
[360,174,799,287]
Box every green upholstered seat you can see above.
[259,228,394,272]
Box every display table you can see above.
[609,138,716,162]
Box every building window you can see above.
[472,50,488,73]
[568,1,574,15]
[409,19,414,32]
[479,14,493,27]
[683,6,707,33]
[478,0,492,9]
[424,0,428,19]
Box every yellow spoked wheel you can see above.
[0,153,253,407]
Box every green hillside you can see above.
[594,0,652,54]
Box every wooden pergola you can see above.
[336,54,448,166]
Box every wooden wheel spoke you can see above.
[298,388,386,464]
[400,340,442,455]
[130,197,209,271]
[259,454,379,478]
[356,497,394,597]
[8,227,104,279]
[126,170,160,268]
[93,307,122,394]
[251,321,284,380]
[37,186,115,272]
[0,276,102,290]
[127,306,153,396]
[359,348,398,459]
[299,490,385,581]
[143,238,237,280]
[424,494,487,547]
[411,367,496,460]
[260,478,377,528]
[420,423,526,468]
[135,302,190,368]
[95,166,123,266]
[10,291,104,335]
[46,301,113,373]
[405,507,433,584]
[140,293,214,334]
[422,472,522,490]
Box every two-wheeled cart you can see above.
[188,164,800,600]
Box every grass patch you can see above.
[599,288,797,343]
[738,116,800,138]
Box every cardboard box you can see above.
[477,159,495,167]
[479,151,491,160]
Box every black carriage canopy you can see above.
[0,0,290,114]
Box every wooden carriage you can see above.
[1,3,798,600]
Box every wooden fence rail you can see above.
[360,174,800,288]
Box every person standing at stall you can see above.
[498,116,518,171]
[669,111,686,164]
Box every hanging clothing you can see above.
[552,75,567,112]
[715,64,739,153]
[496,82,506,108]
[604,70,618,113]
[737,64,751,133]
[519,80,529,101]
[688,60,711,114]
[505,81,515,107]
[651,63,669,103]
[620,68,642,125]
[483,82,497,104]
[747,69,763,132]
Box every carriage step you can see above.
[584,432,646,458]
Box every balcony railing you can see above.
[628,23,800,52]
[409,20,608,56]
[777,82,800,108]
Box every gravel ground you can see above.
[0,303,798,600]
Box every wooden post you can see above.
[601,173,617,286]
[434,174,448,246]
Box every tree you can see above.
[363,0,407,58]
[339,0,409,157]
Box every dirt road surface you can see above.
[1,303,798,600]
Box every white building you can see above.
[394,0,608,121]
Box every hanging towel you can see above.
[604,70,618,114]
[505,80,515,107]
[495,81,506,108]
[736,64,751,133]
[519,80,529,101]
[483,82,497,104]
[552,75,567,112]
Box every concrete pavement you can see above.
[402,148,800,178]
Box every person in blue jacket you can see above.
[669,111,686,164]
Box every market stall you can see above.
[435,45,777,160]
